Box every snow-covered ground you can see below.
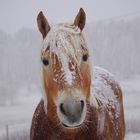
[0,86,41,139]
[0,77,140,139]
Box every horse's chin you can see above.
[58,119,89,134]
[57,112,86,130]
[61,120,84,129]
[58,113,88,131]
[62,123,82,129]
[58,123,83,134]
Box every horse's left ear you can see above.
[74,8,86,31]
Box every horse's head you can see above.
[37,8,92,129]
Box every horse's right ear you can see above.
[37,11,50,39]
[74,8,86,31]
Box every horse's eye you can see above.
[82,54,88,61]
[42,58,49,66]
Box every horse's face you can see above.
[37,9,91,128]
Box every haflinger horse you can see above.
[30,8,125,140]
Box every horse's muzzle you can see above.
[58,99,85,128]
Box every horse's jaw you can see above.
[89,85,98,108]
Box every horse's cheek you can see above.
[81,65,91,96]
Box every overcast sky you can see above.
[0,0,140,34]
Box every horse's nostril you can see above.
[80,100,84,112]
[60,103,66,116]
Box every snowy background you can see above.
[0,0,140,139]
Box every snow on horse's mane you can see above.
[42,23,88,85]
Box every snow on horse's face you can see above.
[37,9,91,128]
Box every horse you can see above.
[30,8,125,140]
